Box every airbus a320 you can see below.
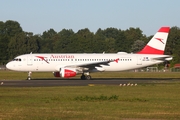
[6,27,172,80]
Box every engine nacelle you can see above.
[53,68,77,78]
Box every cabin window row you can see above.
[33,58,132,62]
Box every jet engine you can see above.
[53,68,77,78]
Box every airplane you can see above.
[6,27,172,80]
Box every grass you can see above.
[1,71,180,119]
[0,84,180,120]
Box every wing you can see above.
[65,58,119,71]
[67,61,110,69]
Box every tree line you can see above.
[1,20,180,67]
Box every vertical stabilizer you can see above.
[137,27,170,54]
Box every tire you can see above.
[81,75,86,80]
[86,75,91,80]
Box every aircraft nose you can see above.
[6,62,14,70]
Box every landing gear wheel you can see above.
[27,77,31,80]
[86,75,91,80]
[81,74,86,80]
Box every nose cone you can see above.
[6,62,14,70]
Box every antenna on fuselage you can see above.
[30,52,32,54]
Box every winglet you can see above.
[137,27,170,54]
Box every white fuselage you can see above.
[6,53,171,72]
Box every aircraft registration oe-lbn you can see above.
[6,27,172,80]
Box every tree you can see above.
[0,20,23,64]
[71,28,94,53]
[104,38,116,53]
[39,29,57,53]
[166,26,180,65]
[123,27,144,52]
[99,28,124,52]
[4,20,23,37]
[53,29,75,53]
[102,28,119,39]
[0,21,7,64]
[131,40,145,53]
[26,33,40,53]
[114,30,127,52]
[8,32,40,59]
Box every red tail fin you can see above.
[137,27,170,54]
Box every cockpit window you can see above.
[13,58,22,61]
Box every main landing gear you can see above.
[80,73,92,80]
[27,71,32,80]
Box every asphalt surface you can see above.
[0,78,178,87]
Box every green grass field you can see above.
[1,84,180,120]
[1,71,180,119]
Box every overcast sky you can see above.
[1,0,179,36]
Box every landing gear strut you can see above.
[27,71,32,80]
[80,73,91,80]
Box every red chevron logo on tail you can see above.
[155,38,164,44]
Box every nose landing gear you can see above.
[27,71,32,80]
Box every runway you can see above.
[0,78,177,87]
